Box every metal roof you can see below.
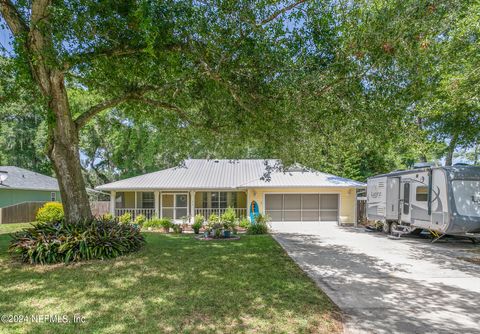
[0,166,59,191]
[96,159,365,191]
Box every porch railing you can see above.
[194,208,247,219]
[115,208,156,220]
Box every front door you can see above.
[161,193,189,221]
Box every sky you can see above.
[0,18,13,55]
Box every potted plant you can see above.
[207,213,220,237]
[221,207,237,238]
[159,218,172,233]
[192,214,204,234]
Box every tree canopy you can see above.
[0,0,479,220]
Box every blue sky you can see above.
[0,18,13,54]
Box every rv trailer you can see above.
[366,164,480,239]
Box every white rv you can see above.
[367,164,480,239]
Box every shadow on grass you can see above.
[0,233,341,334]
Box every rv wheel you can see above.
[382,222,391,234]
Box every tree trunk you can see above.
[1,0,92,223]
[47,71,92,223]
[445,134,458,166]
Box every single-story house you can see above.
[96,159,365,224]
[0,166,60,208]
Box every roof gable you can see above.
[0,166,59,191]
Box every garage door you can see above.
[265,194,339,222]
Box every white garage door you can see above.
[265,194,339,222]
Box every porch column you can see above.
[154,191,160,218]
[246,190,251,221]
[190,191,195,223]
[110,191,116,216]
[134,191,137,218]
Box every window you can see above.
[142,192,155,208]
[416,186,428,202]
[51,192,56,201]
[115,192,124,208]
[403,183,410,214]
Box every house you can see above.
[96,159,365,224]
[0,166,60,208]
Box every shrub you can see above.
[247,222,268,235]
[206,213,221,230]
[208,213,220,224]
[254,213,269,225]
[192,214,204,234]
[143,217,160,229]
[221,207,237,231]
[238,217,251,229]
[35,202,64,223]
[247,213,270,235]
[159,218,173,230]
[9,219,145,264]
[100,213,114,222]
[134,214,147,227]
[119,213,132,224]
[172,224,182,234]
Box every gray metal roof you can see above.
[96,159,365,191]
[0,166,59,191]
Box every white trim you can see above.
[110,191,116,215]
[190,191,195,223]
[262,191,341,223]
[154,191,160,217]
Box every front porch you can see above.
[110,191,247,221]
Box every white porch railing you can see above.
[115,208,156,220]
[194,208,247,218]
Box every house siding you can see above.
[247,187,356,224]
[0,188,61,208]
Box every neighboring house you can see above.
[0,166,60,208]
[96,159,365,224]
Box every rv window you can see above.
[416,186,428,202]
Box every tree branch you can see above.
[258,0,309,26]
[74,86,188,128]
[63,42,183,70]
[0,0,29,36]
[74,93,135,128]
[63,46,144,70]
[135,97,189,121]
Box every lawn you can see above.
[0,224,341,334]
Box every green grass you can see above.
[0,224,341,334]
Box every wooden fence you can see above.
[0,201,47,225]
[91,201,110,217]
[0,201,111,224]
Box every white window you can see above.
[51,192,56,201]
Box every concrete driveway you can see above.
[271,222,480,334]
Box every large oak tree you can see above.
[0,0,308,223]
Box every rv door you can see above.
[400,181,412,223]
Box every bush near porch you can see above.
[0,225,342,334]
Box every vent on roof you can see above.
[213,159,219,163]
